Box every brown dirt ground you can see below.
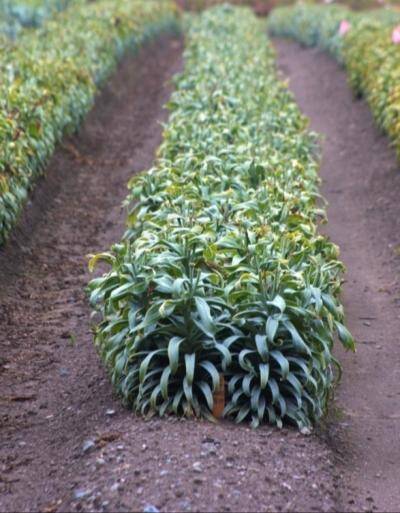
[0,37,338,513]
[274,39,400,513]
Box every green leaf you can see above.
[185,353,196,386]
[270,350,289,379]
[197,380,214,410]
[242,374,254,396]
[228,374,242,395]
[238,349,256,372]
[255,334,269,362]
[335,321,356,351]
[267,378,280,404]
[268,295,286,313]
[322,293,338,316]
[235,405,250,423]
[159,300,176,318]
[215,342,232,369]
[141,303,162,329]
[266,316,279,344]
[88,252,115,273]
[160,367,172,400]
[286,372,303,397]
[183,377,194,405]
[259,363,269,390]
[168,336,185,375]
[284,321,312,356]
[194,296,215,336]
[109,281,136,301]
[172,389,184,414]
[150,384,162,409]
[139,350,164,384]
[258,395,266,421]
[154,276,174,294]
[199,360,220,390]
[277,395,287,417]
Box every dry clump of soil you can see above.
[0,36,338,513]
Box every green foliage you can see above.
[177,0,399,14]
[268,4,400,56]
[344,22,400,159]
[268,4,352,59]
[176,0,301,16]
[89,5,354,430]
[0,0,72,39]
[268,5,400,157]
[0,0,180,246]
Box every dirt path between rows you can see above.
[275,39,400,513]
[0,36,183,512]
[0,35,344,513]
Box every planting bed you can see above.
[0,0,179,246]
[0,0,71,38]
[268,5,400,160]
[89,5,354,431]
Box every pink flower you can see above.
[339,20,351,37]
[392,26,400,45]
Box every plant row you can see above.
[89,5,354,430]
[268,5,400,158]
[177,0,400,13]
[0,0,180,246]
[0,0,72,39]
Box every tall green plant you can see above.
[89,5,354,430]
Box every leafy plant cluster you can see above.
[268,5,400,157]
[0,0,180,246]
[268,4,354,59]
[0,0,72,39]
[176,0,300,16]
[177,0,400,14]
[344,21,400,159]
[89,5,354,430]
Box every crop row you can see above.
[178,0,400,13]
[0,0,71,38]
[268,5,400,159]
[88,5,354,430]
[0,0,179,246]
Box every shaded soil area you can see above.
[0,35,340,513]
[275,39,400,513]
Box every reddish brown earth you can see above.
[0,37,338,513]
[275,39,400,513]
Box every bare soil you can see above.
[274,39,400,513]
[0,37,338,513]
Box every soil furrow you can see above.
[274,39,400,513]
[0,36,184,513]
